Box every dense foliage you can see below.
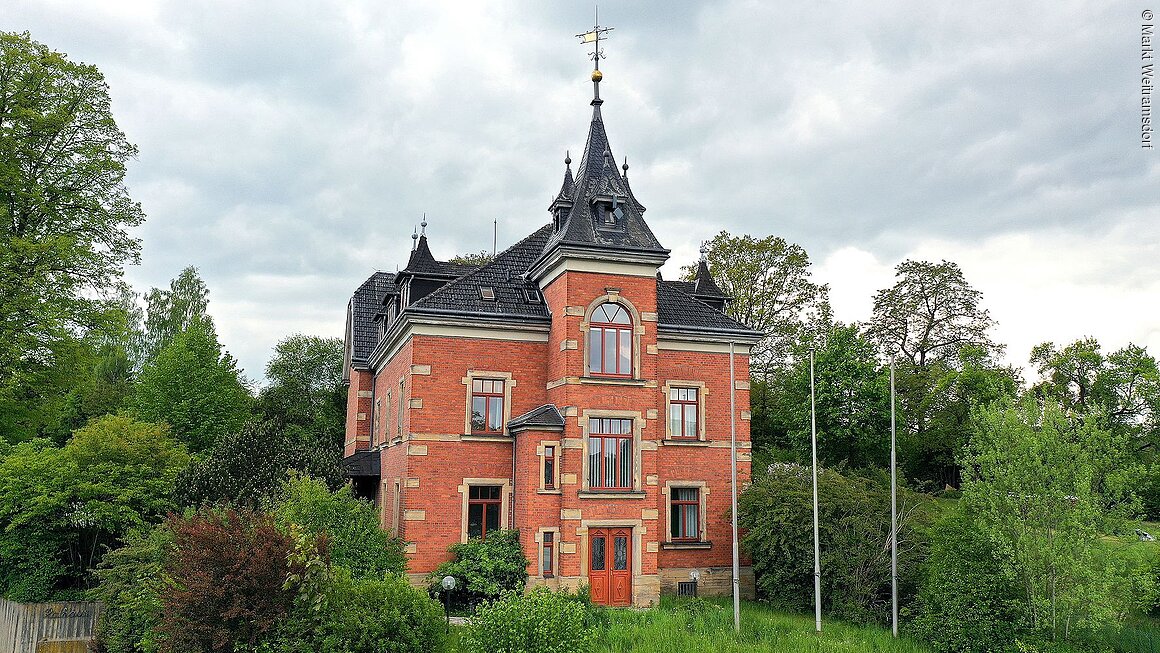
[132,317,252,453]
[268,475,406,579]
[256,335,346,449]
[0,415,187,601]
[158,509,309,653]
[176,419,342,508]
[739,463,931,626]
[0,31,145,395]
[432,529,529,608]
[92,525,173,653]
[465,587,595,653]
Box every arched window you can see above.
[588,302,633,377]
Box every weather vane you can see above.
[576,6,613,70]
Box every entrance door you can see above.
[589,527,632,606]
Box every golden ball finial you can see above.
[591,69,603,82]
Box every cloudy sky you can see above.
[8,0,1158,383]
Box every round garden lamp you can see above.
[441,576,456,632]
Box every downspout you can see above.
[510,429,517,531]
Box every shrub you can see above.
[909,507,1027,653]
[92,525,173,653]
[431,529,528,608]
[263,570,445,653]
[268,475,406,579]
[158,508,314,653]
[738,462,931,626]
[465,587,595,653]
[0,416,188,601]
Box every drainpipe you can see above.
[510,429,517,531]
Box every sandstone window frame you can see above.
[579,410,644,496]
[461,371,516,436]
[535,527,560,579]
[457,478,512,543]
[661,480,710,547]
[662,380,707,441]
[538,440,562,493]
[580,295,643,380]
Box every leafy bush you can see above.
[738,462,931,626]
[909,507,1027,653]
[260,570,445,653]
[465,587,595,653]
[92,525,173,653]
[431,529,528,608]
[0,416,188,601]
[268,475,406,579]
[176,419,342,508]
[158,508,315,653]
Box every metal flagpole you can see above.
[890,357,898,637]
[730,341,741,633]
[810,349,821,633]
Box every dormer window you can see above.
[480,287,496,301]
[595,195,626,232]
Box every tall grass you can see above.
[592,598,931,653]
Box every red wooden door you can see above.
[589,528,632,606]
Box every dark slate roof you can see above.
[408,225,554,321]
[691,259,728,298]
[350,272,395,366]
[507,404,565,431]
[541,100,668,257]
[342,449,381,477]
[402,235,464,277]
[657,280,762,337]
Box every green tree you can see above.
[759,324,890,469]
[449,250,493,266]
[132,316,251,453]
[0,415,188,601]
[92,524,172,653]
[268,475,406,579]
[681,231,830,373]
[141,266,209,363]
[257,335,345,449]
[0,32,145,392]
[177,420,343,508]
[866,259,999,368]
[960,397,1149,643]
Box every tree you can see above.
[867,259,999,368]
[257,334,345,449]
[177,420,343,508]
[0,32,145,390]
[959,397,1149,643]
[141,266,209,363]
[0,415,188,601]
[132,316,251,453]
[758,324,891,469]
[681,231,830,372]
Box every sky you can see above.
[7,0,1158,384]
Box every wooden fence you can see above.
[0,598,100,653]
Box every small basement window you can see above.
[480,287,496,301]
[524,288,542,303]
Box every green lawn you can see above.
[444,598,932,653]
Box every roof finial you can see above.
[420,213,427,237]
[565,150,571,167]
[411,226,418,250]
[622,156,629,178]
[576,5,613,106]
[699,241,709,261]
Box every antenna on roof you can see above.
[493,219,498,257]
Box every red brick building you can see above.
[342,65,761,607]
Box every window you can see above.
[372,397,382,446]
[588,303,632,376]
[480,287,496,300]
[542,532,555,577]
[587,417,633,489]
[524,288,542,303]
[668,387,699,438]
[395,379,405,440]
[467,485,502,540]
[670,488,700,541]
[471,379,505,433]
[544,445,556,489]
